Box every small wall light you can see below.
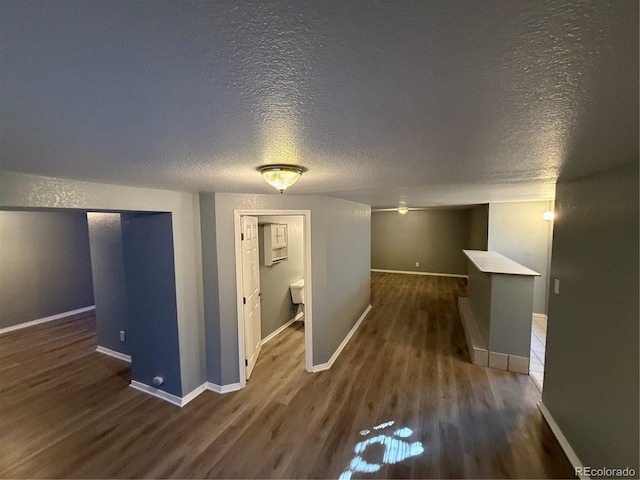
[398,206,409,215]
[542,210,554,222]
[258,164,307,193]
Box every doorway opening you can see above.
[234,210,312,388]
[530,315,547,390]
[0,208,182,399]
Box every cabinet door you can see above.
[273,224,287,248]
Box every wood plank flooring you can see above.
[0,272,575,478]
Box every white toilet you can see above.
[290,279,305,305]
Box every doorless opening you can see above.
[88,211,182,397]
[234,209,312,389]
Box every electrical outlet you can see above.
[120,330,126,342]
[554,279,560,294]
[415,262,420,267]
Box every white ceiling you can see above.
[0,1,637,208]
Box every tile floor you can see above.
[530,315,547,390]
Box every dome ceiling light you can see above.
[258,164,307,193]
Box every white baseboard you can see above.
[0,305,96,335]
[312,363,331,372]
[130,379,243,407]
[130,380,184,407]
[530,373,543,392]
[96,346,131,363]
[182,383,208,405]
[261,311,305,346]
[538,401,587,478]
[371,268,467,279]
[312,304,372,373]
[207,382,242,394]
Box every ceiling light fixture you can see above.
[258,164,307,193]
[542,210,554,222]
[398,206,409,215]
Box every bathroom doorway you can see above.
[234,210,312,389]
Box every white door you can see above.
[241,216,262,380]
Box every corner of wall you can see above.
[199,193,223,386]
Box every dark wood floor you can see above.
[0,272,575,479]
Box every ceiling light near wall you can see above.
[258,164,307,193]
[398,206,409,214]
[542,210,554,222]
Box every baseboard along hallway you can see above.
[0,272,574,478]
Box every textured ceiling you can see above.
[0,0,637,208]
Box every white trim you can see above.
[302,212,313,375]
[130,381,214,407]
[130,380,183,407]
[371,206,477,212]
[96,346,131,363]
[312,304,372,373]
[371,269,468,279]
[181,383,208,405]
[532,313,548,321]
[207,382,243,394]
[130,379,245,405]
[129,381,207,408]
[0,305,95,335]
[234,209,313,391]
[538,402,588,478]
[530,373,543,392]
[261,311,304,346]
[233,212,246,388]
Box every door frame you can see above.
[233,209,313,389]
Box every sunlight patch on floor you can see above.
[339,420,424,479]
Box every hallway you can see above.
[0,272,574,478]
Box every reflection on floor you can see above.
[0,274,574,479]
[530,315,547,390]
[339,420,424,479]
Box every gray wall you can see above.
[0,172,204,396]
[199,194,222,387]
[87,212,129,355]
[543,161,639,472]
[488,275,535,357]
[466,261,492,345]
[258,216,304,339]
[468,204,489,250]
[487,201,552,314]
[200,193,371,386]
[467,257,535,357]
[323,197,371,365]
[371,208,472,275]
[0,210,94,329]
